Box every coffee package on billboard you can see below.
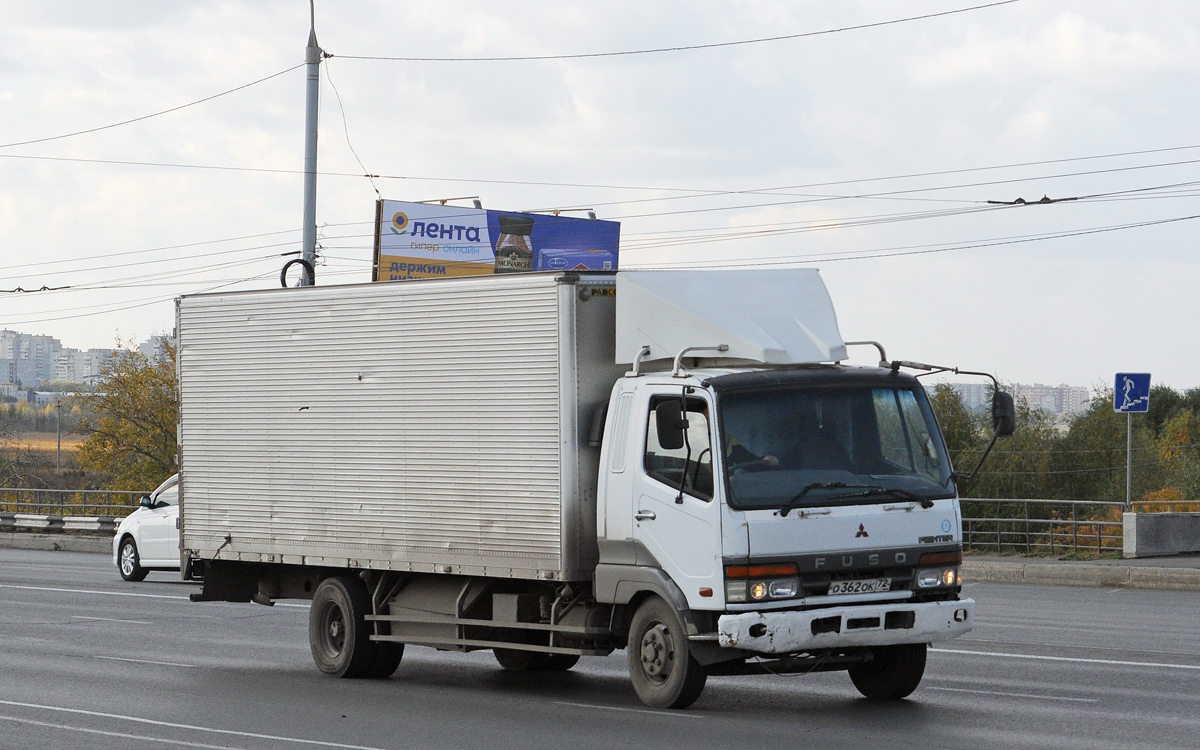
[536,248,617,272]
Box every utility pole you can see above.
[300,0,321,286]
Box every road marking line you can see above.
[0,714,248,750]
[0,700,391,749]
[94,655,197,668]
[0,584,188,600]
[73,615,152,625]
[551,700,704,719]
[931,647,1200,671]
[925,686,1098,702]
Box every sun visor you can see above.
[615,269,847,365]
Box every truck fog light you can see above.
[768,577,799,598]
[917,569,940,588]
[750,582,768,600]
[725,581,747,603]
[942,568,959,586]
[954,608,968,622]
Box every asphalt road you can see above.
[1,549,1198,750]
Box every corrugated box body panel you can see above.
[178,273,618,580]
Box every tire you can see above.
[118,537,148,582]
[309,577,378,678]
[494,648,538,672]
[538,653,580,671]
[368,642,405,679]
[848,644,927,700]
[626,597,707,709]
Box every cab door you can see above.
[632,390,724,609]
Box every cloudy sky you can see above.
[1,1,1197,390]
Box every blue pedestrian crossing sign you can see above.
[1114,373,1151,413]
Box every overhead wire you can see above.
[323,58,379,197]
[5,141,1200,203]
[328,1,1021,62]
[626,213,1200,268]
[0,64,304,149]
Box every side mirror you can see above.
[655,401,689,450]
[992,391,1016,437]
[139,495,153,508]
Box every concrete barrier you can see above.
[1124,513,1200,558]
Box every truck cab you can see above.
[593,364,974,706]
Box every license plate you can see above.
[827,578,891,595]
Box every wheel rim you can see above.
[120,543,136,576]
[317,601,347,657]
[638,621,675,684]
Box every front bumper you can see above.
[717,598,974,654]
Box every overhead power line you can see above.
[0,64,304,150]
[6,141,1200,209]
[330,1,1021,62]
[630,213,1200,268]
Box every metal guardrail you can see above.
[960,498,1126,555]
[1131,500,1200,512]
[0,488,146,519]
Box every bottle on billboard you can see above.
[494,215,535,274]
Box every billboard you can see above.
[373,199,620,281]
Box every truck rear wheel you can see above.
[309,577,377,678]
[369,642,405,678]
[626,597,707,709]
[494,648,538,672]
[540,653,580,671]
[848,643,927,699]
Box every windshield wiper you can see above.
[778,482,880,517]
[839,486,935,509]
[778,484,935,516]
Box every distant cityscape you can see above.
[0,326,1098,420]
[0,328,172,399]
[951,382,1092,419]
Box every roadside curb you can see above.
[965,560,1200,591]
[1,533,112,555]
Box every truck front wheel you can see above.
[309,577,378,678]
[626,597,707,709]
[848,643,927,699]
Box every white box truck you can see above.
[177,269,1013,708]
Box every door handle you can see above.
[635,510,657,521]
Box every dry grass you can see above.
[4,433,83,451]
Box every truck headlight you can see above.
[916,551,963,588]
[724,563,801,603]
[916,566,960,588]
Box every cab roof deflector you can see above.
[614,269,847,366]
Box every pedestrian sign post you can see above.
[1114,372,1151,511]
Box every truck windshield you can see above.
[719,386,954,510]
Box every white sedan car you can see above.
[113,474,179,581]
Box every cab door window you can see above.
[643,397,713,500]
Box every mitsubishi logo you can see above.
[856,524,869,538]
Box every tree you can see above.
[76,344,177,491]
[928,383,984,473]
[1156,408,1200,503]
